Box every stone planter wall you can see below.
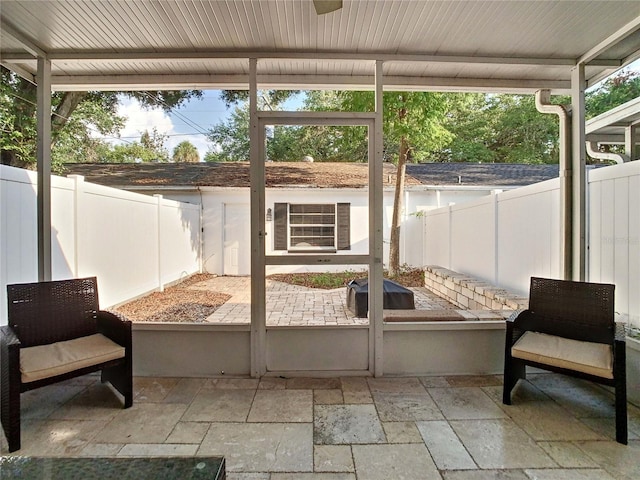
[424,266,529,311]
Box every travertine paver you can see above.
[3,373,640,479]
[199,276,454,326]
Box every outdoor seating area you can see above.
[504,277,627,444]
[1,277,133,453]
[0,372,638,478]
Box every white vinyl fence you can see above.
[423,161,640,329]
[588,161,640,330]
[0,165,201,324]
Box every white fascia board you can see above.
[23,50,576,66]
[586,96,640,135]
[578,16,640,65]
[47,73,572,94]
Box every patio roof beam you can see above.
[47,74,572,94]
[0,62,36,84]
[577,15,640,65]
[0,19,47,58]
[2,50,584,67]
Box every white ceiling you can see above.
[1,0,640,93]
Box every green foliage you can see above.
[437,93,562,164]
[100,129,169,163]
[219,90,299,108]
[0,65,199,169]
[205,104,250,162]
[586,70,640,119]
[172,140,200,163]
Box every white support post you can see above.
[154,194,164,292]
[571,64,587,281]
[249,58,266,377]
[36,57,52,282]
[371,60,385,377]
[625,125,637,161]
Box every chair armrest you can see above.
[615,323,627,343]
[0,326,21,350]
[96,311,132,350]
[505,309,530,346]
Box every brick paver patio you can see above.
[195,276,456,326]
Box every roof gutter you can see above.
[535,89,572,280]
[586,141,628,164]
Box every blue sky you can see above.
[113,60,640,162]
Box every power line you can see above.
[143,92,210,136]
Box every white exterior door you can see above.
[223,203,250,275]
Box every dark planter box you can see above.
[346,278,415,318]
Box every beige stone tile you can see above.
[314,445,354,472]
[77,442,124,457]
[342,390,373,404]
[226,474,270,480]
[352,444,441,480]
[198,423,313,473]
[117,443,199,456]
[286,378,341,389]
[315,389,344,405]
[182,389,255,422]
[382,421,423,443]
[163,377,205,404]
[48,383,125,421]
[416,420,476,470]
[134,377,180,402]
[272,474,355,480]
[537,442,598,468]
[259,377,287,389]
[504,402,603,441]
[17,419,108,456]
[523,468,616,479]
[314,405,385,445]
[450,419,556,469]
[429,387,507,420]
[20,384,87,420]
[248,390,313,422]
[541,387,616,419]
[419,376,451,388]
[445,375,503,387]
[205,378,260,390]
[373,393,443,421]
[442,470,529,480]
[578,416,639,442]
[166,421,210,444]
[575,440,640,480]
[92,403,186,443]
[367,377,427,394]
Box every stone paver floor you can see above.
[3,373,639,480]
[195,276,456,326]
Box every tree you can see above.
[172,140,200,163]
[586,70,640,119]
[0,65,201,169]
[205,104,250,162]
[336,91,453,276]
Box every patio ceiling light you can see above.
[313,0,343,15]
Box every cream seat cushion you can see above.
[20,334,125,383]
[512,331,613,379]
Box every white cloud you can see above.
[94,97,212,161]
[117,98,175,140]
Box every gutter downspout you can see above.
[535,89,572,280]
[586,141,628,164]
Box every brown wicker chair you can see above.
[503,276,626,444]
[1,277,133,452]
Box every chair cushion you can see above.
[511,331,613,379]
[20,334,126,383]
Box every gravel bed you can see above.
[113,274,230,323]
